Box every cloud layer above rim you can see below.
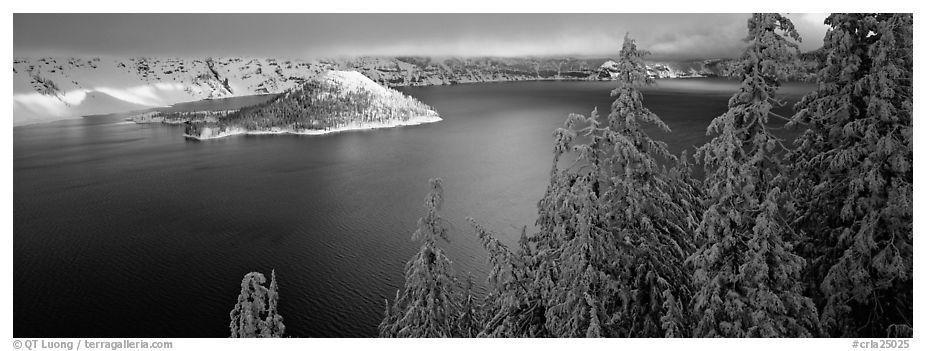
[14,13,831,60]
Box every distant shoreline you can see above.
[14,78,718,128]
[15,78,727,129]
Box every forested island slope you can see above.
[183,70,440,139]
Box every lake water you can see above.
[13,79,813,337]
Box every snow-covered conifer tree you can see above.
[597,34,699,337]
[689,13,819,337]
[530,34,698,337]
[229,270,285,337]
[787,13,913,337]
[379,178,460,337]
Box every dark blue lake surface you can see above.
[13,79,812,337]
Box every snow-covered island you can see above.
[182,70,441,140]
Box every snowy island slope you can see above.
[183,71,441,140]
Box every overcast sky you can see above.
[14,13,831,60]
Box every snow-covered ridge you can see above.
[13,57,330,126]
[321,70,392,96]
[597,60,712,79]
[12,56,729,126]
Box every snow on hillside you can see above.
[182,70,441,140]
[320,70,392,96]
[597,59,709,79]
[12,55,730,126]
[12,57,332,126]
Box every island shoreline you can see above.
[183,115,443,140]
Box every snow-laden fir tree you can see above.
[688,13,819,337]
[786,13,913,338]
[379,178,461,337]
[470,34,700,338]
[537,34,699,337]
[467,109,607,337]
[454,273,485,338]
[469,221,549,337]
[535,150,617,337]
[595,34,699,337]
[229,270,285,337]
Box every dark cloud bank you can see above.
[14,13,829,60]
